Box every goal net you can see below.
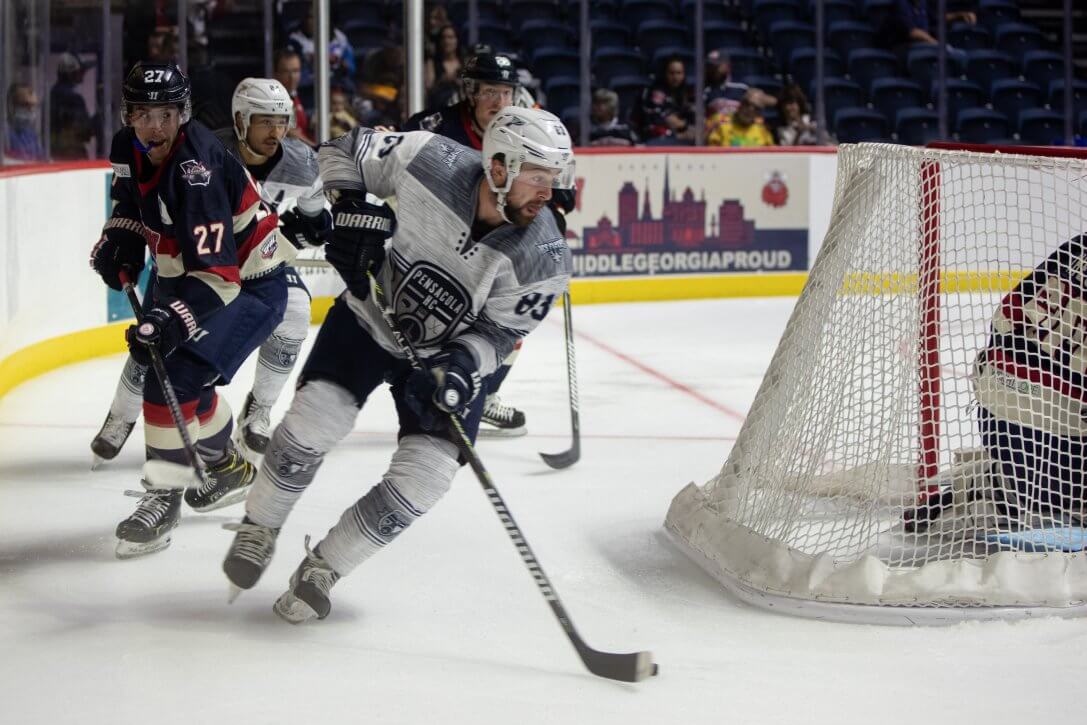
[665,142,1087,624]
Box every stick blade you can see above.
[141,460,200,491]
[582,648,659,683]
[539,440,580,470]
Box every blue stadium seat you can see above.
[507,0,564,30]
[544,76,580,114]
[956,108,1010,143]
[847,49,898,93]
[993,22,1048,60]
[1021,51,1065,92]
[977,0,1019,31]
[835,108,888,142]
[340,20,388,50]
[620,0,675,31]
[652,46,696,71]
[533,47,581,80]
[1017,109,1065,145]
[906,45,965,88]
[681,0,731,24]
[448,0,503,25]
[702,21,749,51]
[860,0,896,30]
[933,79,985,121]
[964,49,1017,93]
[948,22,991,51]
[815,78,866,127]
[754,0,803,36]
[610,74,649,120]
[827,20,875,59]
[989,79,1044,127]
[1049,80,1087,115]
[592,46,645,86]
[742,75,783,97]
[869,78,925,124]
[722,48,771,79]
[789,47,844,91]
[636,19,689,58]
[462,20,515,52]
[560,106,581,139]
[590,20,629,49]
[810,0,858,27]
[896,108,942,145]
[768,21,815,66]
[586,0,620,22]
[519,21,574,53]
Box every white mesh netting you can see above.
[665,143,1087,624]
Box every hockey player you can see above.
[221,106,574,623]
[90,62,292,557]
[972,236,1087,527]
[403,51,564,436]
[90,78,330,463]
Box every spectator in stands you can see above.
[426,4,452,55]
[425,24,464,101]
[49,53,97,160]
[704,49,749,119]
[147,28,179,63]
[288,5,357,89]
[353,82,401,129]
[879,0,971,63]
[707,96,775,147]
[5,83,44,162]
[635,55,697,145]
[589,89,639,146]
[274,48,314,145]
[775,84,825,146]
[330,85,360,138]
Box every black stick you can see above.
[368,274,657,683]
[540,290,580,469]
[118,269,211,488]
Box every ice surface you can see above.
[0,299,1082,724]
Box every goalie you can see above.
[971,235,1087,528]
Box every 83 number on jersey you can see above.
[515,292,555,321]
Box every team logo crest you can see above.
[259,235,279,259]
[761,171,788,208]
[421,112,442,132]
[377,510,408,538]
[394,262,471,347]
[179,159,212,186]
[536,237,566,265]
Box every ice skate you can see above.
[234,392,272,460]
[273,536,340,623]
[115,487,182,559]
[91,411,136,468]
[184,446,256,512]
[478,394,527,437]
[222,517,280,602]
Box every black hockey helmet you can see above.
[462,52,520,88]
[122,61,192,124]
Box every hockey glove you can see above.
[279,207,332,249]
[125,299,198,365]
[90,223,147,291]
[404,344,482,433]
[325,196,395,301]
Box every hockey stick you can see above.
[368,273,657,683]
[539,290,580,469]
[117,269,210,491]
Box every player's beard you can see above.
[504,197,544,227]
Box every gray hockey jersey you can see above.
[319,127,571,376]
[213,127,325,217]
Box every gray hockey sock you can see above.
[252,334,303,407]
[111,356,148,422]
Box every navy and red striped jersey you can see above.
[105,120,294,321]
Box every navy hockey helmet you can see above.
[122,62,192,125]
[462,52,520,94]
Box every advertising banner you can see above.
[564,150,810,278]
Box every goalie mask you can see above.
[482,106,575,224]
[232,77,296,143]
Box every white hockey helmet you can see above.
[482,107,575,220]
[231,77,295,141]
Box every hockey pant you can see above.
[143,271,287,465]
[245,295,486,576]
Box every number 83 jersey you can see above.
[319,127,572,379]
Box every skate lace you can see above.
[223,521,277,564]
[301,534,339,592]
[483,396,517,423]
[196,450,240,495]
[123,489,174,528]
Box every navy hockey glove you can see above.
[90,223,147,291]
[279,208,332,249]
[404,344,482,433]
[325,196,394,301]
[125,299,198,365]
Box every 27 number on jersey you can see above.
[194,222,225,255]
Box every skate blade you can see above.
[115,535,172,559]
[91,454,106,471]
[273,592,319,624]
[187,485,253,513]
[477,425,527,439]
[227,584,244,604]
